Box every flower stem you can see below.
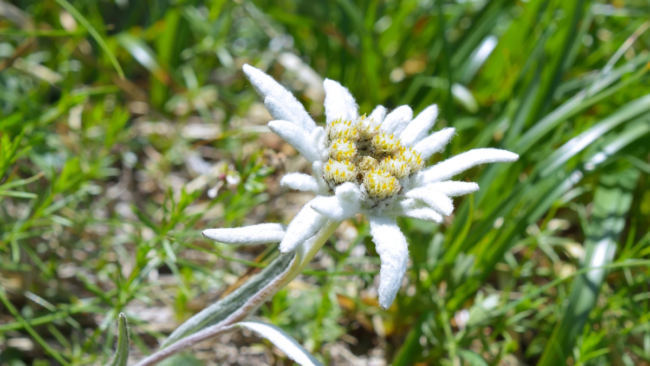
[133,220,341,366]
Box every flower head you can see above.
[203,64,519,309]
[323,158,356,185]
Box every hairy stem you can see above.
[134,220,340,366]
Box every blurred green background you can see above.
[1,0,650,365]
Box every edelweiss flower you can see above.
[204,65,518,309]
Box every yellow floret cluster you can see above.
[323,159,356,184]
[364,168,400,199]
[322,116,425,199]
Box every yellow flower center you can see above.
[322,115,425,200]
[356,115,380,140]
[357,156,379,172]
[327,118,360,141]
[379,157,410,179]
[323,159,356,184]
[396,146,424,172]
[329,138,357,160]
[363,169,400,199]
[371,132,400,154]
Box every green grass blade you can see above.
[0,288,71,366]
[54,0,125,79]
[538,167,640,365]
[539,95,650,176]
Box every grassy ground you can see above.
[1,0,650,365]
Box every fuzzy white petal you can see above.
[203,223,285,245]
[369,216,409,309]
[398,197,417,211]
[419,148,519,185]
[388,199,443,222]
[424,181,479,197]
[381,106,413,135]
[312,161,330,193]
[309,127,329,161]
[403,207,444,223]
[263,96,313,132]
[236,321,323,366]
[309,196,342,220]
[281,173,320,193]
[406,188,454,216]
[310,182,361,221]
[368,105,387,124]
[324,79,358,123]
[243,64,315,132]
[400,105,438,147]
[279,201,329,253]
[268,121,321,162]
[335,181,362,199]
[413,128,456,160]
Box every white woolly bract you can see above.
[324,79,358,123]
[312,161,330,193]
[243,64,315,132]
[203,223,285,245]
[310,183,361,221]
[406,188,454,216]
[281,173,320,193]
[235,321,323,366]
[264,96,308,131]
[381,106,413,135]
[424,181,479,197]
[369,105,386,124]
[419,148,519,185]
[310,127,328,161]
[369,216,409,309]
[268,121,323,163]
[279,201,329,253]
[310,197,356,221]
[402,207,444,223]
[413,127,456,160]
[400,105,438,147]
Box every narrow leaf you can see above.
[161,253,295,347]
[538,167,639,365]
[54,0,125,78]
[0,190,37,199]
[107,313,129,366]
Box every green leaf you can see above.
[161,252,295,347]
[538,167,640,365]
[539,95,650,176]
[54,0,124,79]
[0,129,28,178]
[458,349,489,366]
[117,33,170,85]
[0,190,37,199]
[107,313,130,366]
[158,353,205,366]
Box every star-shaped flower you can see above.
[203,65,518,309]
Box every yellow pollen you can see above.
[328,138,357,160]
[327,118,360,141]
[323,159,357,184]
[322,113,420,200]
[371,132,401,154]
[396,146,425,173]
[363,168,400,199]
[356,114,381,139]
